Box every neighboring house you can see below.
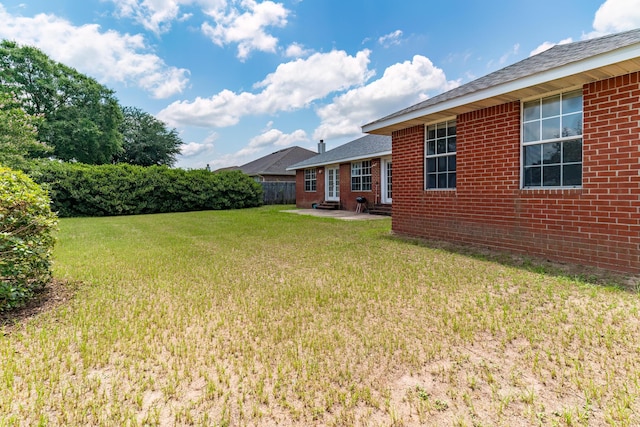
[362,29,640,275]
[236,146,316,182]
[216,146,316,204]
[288,135,392,212]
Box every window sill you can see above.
[518,187,583,195]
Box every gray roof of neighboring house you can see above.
[287,134,391,170]
[364,28,640,134]
[238,146,316,176]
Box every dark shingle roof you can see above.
[239,146,316,176]
[364,28,640,132]
[288,134,391,170]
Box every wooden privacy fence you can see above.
[261,181,296,205]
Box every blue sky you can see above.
[1,0,639,169]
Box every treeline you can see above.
[0,40,181,167]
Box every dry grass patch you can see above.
[1,206,639,426]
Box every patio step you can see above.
[316,201,340,210]
[368,204,392,216]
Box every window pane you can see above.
[541,95,560,118]
[543,165,561,186]
[542,142,561,164]
[447,123,456,136]
[426,141,436,156]
[437,173,447,188]
[523,122,540,142]
[427,125,436,140]
[427,174,436,189]
[563,164,582,186]
[563,139,582,163]
[437,139,447,154]
[562,90,582,114]
[437,156,447,172]
[524,145,541,166]
[523,101,540,121]
[562,113,582,137]
[437,125,446,138]
[524,166,541,187]
[447,136,457,152]
[427,158,436,173]
[448,173,456,188]
[448,155,456,171]
[542,117,560,140]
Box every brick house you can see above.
[288,135,392,212]
[363,29,640,275]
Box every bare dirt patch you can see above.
[0,279,79,332]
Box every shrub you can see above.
[0,167,58,312]
[23,161,263,217]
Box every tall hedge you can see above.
[0,167,58,311]
[23,161,263,217]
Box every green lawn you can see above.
[1,206,639,426]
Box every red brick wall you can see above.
[391,72,640,274]
[295,167,324,208]
[340,158,383,211]
[295,159,385,210]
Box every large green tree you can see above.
[0,92,51,168]
[114,106,183,167]
[0,40,123,164]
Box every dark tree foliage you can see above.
[0,92,52,168]
[114,106,183,167]
[0,40,123,164]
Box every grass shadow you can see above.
[380,232,639,292]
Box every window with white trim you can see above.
[522,90,583,188]
[351,160,372,191]
[304,168,316,192]
[425,120,456,189]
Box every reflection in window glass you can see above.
[522,90,582,188]
[425,120,457,189]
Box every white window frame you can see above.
[521,89,583,189]
[351,160,372,192]
[425,120,457,190]
[304,168,316,192]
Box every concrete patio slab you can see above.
[281,209,390,221]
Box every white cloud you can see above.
[378,30,403,47]
[529,38,573,56]
[284,42,312,58]
[246,128,307,151]
[592,0,640,35]
[499,43,519,64]
[109,0,183,34]
[0,4,189,99]
[158,49,373,127]
[108,0,289,59]
[534,0,640,54]
[201,0,289,59]
[181,140,215,156]
[107,0,226,33]
[207,127,306,168]
[313,55,459,140]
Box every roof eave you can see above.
[286,150,392,170]
[363,44,640,135]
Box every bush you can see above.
[23,161,263,217]
[0,167,58,312]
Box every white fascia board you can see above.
[286,150,392,170]
[363,44,640,133]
